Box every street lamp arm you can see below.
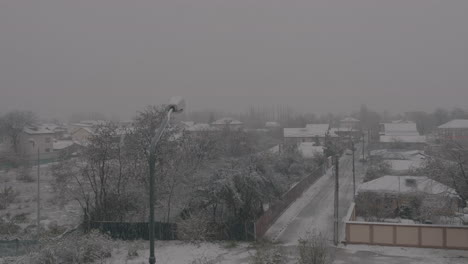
[149,109,174,155]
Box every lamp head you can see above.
[167,96,185,113]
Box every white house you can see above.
[18,125,56,160]
[211,118,243,130]
[437,119,468,146]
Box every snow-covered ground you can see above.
[265,146,366,245]
[334,244,468,264]
[102,241,254,264]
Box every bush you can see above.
[250,242,285,264]
[127,241,142,258]
[0,185,18,210]
[297,232,331,264]
[363,160,390,182]
[16,166,34,182]
[22,231,113,264]
[177,212,216,242]
[191,256,216,264]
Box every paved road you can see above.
[265,147,366,245]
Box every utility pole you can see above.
[351,139,356,200]
[36,147,40,238]
[361,131,365,160]
[333,155,339,246]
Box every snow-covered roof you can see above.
[41,123,66,132]
[391,120,415,124]
[438,119,468,129]
[80,120,107,126]
[305,124,330,135]
[53,140,75,150]
[341,117,360,122]
[265,121,280,128]
[380,135,426,143]
[71,127,94,135]
[359,176,458,197]
[23,126,55,135]
[387,160,423,172]
[186,123,219,132]
[371,149,426,160]
[298,142,324,158]
[285,124,338,138]
[181,121,195,127]
[382,123,419,136]
[212,117,243,125]
[284,128,312,138]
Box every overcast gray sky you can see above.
[1,0,467,119]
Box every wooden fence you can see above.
[345,204,468,250]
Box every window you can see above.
[405,179,416,187]
[45,137,51,143]
[45,148,51,153]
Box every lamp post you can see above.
[350,137,356,201]
[148,97,185,264]
[28,139,40,238]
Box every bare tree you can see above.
[0,110,36,153]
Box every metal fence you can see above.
[88,221,256,241]
[0,239,38,257]
[87,221,177,240]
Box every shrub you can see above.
[191,256,216,264]
[250,242,285,264]
[23,231,113,264]
[177,212,216,241]
[297,232,331,264]
[127,241,142,258]
[16,166,34,182]
[0,185,18,210]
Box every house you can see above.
[370,149,426,174]
[340,117,360,130]
[437,119,468,146]
[378,122,426,149]
[211,118,244,130]
[41,123,68,139]
[18,125,56,161]
[357,175,460,221]
[68,120,107,134]
[265,121,281,129]
[71,127,95,146]
[184,123,219,133]
[284,124,338,145]
[53,140,80,158]
[297,142,324,158]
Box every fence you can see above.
[88,221,256,241]
[345,204,468,250]
[255,167,324,238]
[0,239,38,257]
[87,221,177,240]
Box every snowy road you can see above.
[265,147,366,245]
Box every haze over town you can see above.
[1,1,468,264]
[1,0,468,119]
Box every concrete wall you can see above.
[18,132,55,160]
[346,205,468,250]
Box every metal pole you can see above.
[149,110,173,264]
[37,147,40,237]
[352,140,355,201]
[362,132,365,160]
[334,155,339,246]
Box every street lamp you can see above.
[148,96,185,264]
[28,138,40,238]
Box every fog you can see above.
[1,0,467,119]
